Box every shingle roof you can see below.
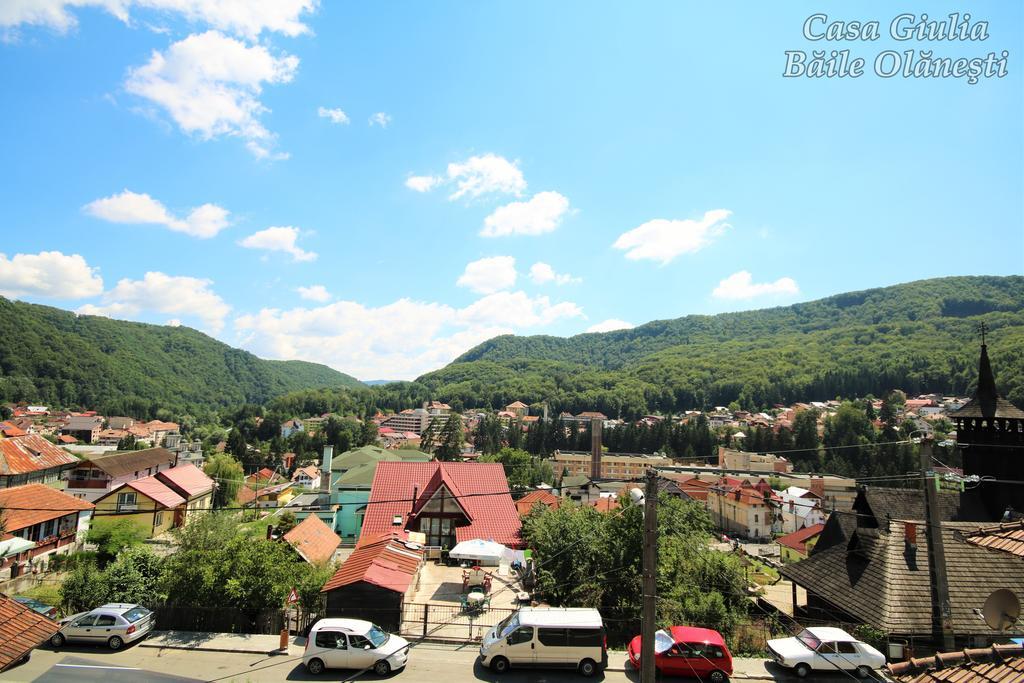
[156,464,214,498]
[887,644,1024,682]
[283,515,340,564]
[363,462,522,548]
[776,523,825,554]
[0,434,78,476]
[0,594,61,671]
[321,533,423,594]
[113,476,186,509]
[782,520,1024,636]
[84,447,175,479]
[0,484,94,532]
[964,520,1024,559]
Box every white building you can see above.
[778,486,827,534]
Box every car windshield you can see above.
[366,624,390,648]
[654,629,674,654]
[796,629,822,651]
[122,607,151,623]
[498,614,520,638]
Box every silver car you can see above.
[50,603,155,650]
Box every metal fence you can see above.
[151,604,285,634]
[400,601,516,641]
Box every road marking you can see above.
[55,664,143,670]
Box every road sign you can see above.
[286,587,299,605]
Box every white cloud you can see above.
[613,209,731,264]
[239,226,316,262]
[481,191,570,238]
[405,175,442,193]
[586,319,634,333]
[166,318,182,326]
[83,189,230,238]
[0,0,316,38]
[529,262,579,285]
[234,290,583,380]
[711,271,799,300]
[368,112,391,128]
[317,106,349,125]
[296,284,330,302]
[78,271,230,332]
[456,256,517,295]
[0,251,103,299]
[124,30,298,159]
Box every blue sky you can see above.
[1,1,1021,380]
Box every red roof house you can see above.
[362,462,522,548]
[0,434,78,488]
[0,594,60,671]
[283,515,340,565]
[515,489,561,516]
[776,523,825,561]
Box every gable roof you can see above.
[887,644,1024,682]
[0,594,61,671]
[0,434,78,476]
[363,462,522,547]
[321,533,422,594]
[515,490,560,516]
[410,466,471,521]
[107,475,186,509]
[292,465,319,481]
[776,523,825,554]
[0,484,94,531]
[590,497,620,513]
[283,515,340,564]
[83,447,176,479]
[155,464,214,498]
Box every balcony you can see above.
[66,479,110,489]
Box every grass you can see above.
[19,582,62,608]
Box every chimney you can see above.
[590,418,602,480]
[320,445,333,494]
[904,521,917,548]
[411,485,419,513]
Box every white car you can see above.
[304,618,410,676]
[51,603,155,650]
[767,627,885,679]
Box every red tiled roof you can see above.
[887,644,1024,682]
[321,533,423,594]
[0,434,78,476]
[291,465,319,481]
[363,462,522,548]
[0,594,61,671]
[965,520,1024,558]
[516,490,560,516]
[776,523,825,554]
[114,475,186,509]
[283,515,340,564]
[590,497,620,513]
[0,484,94,532]
[0,423,28,438]
[156,464,214,498]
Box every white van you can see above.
[303,618,410,676]
[479,607,607,677]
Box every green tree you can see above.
[205,453,244,508]
[104,546,163,606]
[60,560,109,614]
[116,434,137,450]
[480,447,554,488]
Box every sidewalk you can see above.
[140,630,302,656]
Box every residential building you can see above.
[361,461,522,548]
[505,401,529,418]
[553,450,672,479]
[59,416,103,444]
[165,432,204,467]
[0,484,94,578]
[426,401,451,417]
[143,420,179,447]
[380,409,431,435]
[291,465,321,490]
[515,489,561,516]
[237,481,295,508]
[92,475,186,538]
[657,465,858,513]
[776,523,825,563]
[155,464,215,526]
[283,515,340,565]
[0,594,60,672]
[707,476,775,541]
[281,418,304,438]
[717,446,793,473]
[0,433,78,488]
[778,486,826,534]
[64,447,176,502]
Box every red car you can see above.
[627,626,733,682]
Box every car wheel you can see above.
[306,658,325,675]
[710,670,729,683]
[857,665,873,679]
[374,660,391,676]
[49,633,65,648]
[579,659,598,677]
[108,635,124,650]
[795,663,811,678]
[490,656,510,674]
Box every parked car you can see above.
[50,603,155,650]
[767,627,885,679]
[479,607,607,677]
[13,596,58,620]
[627,626,733,682]
[304,618,410,676]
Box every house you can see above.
[887,643,1024,682]
[92,475,186,538]
[238,481,295,508]
[505,401,529,418]
[281,419,304,438]
[426,401,451,417]
[143,420,179,447]
[245,467,284,487]
[64,447,176,502]
[776,523,825,563]
[559,474,601,503]
[0,422,27,438]
[283,515,340,565]
[0,594,61,672]
[707,476,776,541]
[361,461,522,549]
[155,464,215,526]
[60,415,104,444]
[717,446,793,473]
[320,533,424,632]
[0,484,94,578]
[515,489,561,516]
[778,486,826,534]
[291,465,321,490]
[0,433,78,488]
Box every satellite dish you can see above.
[982,589,1020,631]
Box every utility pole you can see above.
[641,467,658,683]
[919,437,956,651]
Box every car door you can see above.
[535,628,568,667]
[503,626,536,666]
[93,614,120,642]
[65,614,99,642]
[836,641,863,669]
[684,642,713,678]
[816,641,849,671]
[314,630,350,669]
[347,634,376,669]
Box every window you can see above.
[508,627,534,645]
[754,514,758,523]
[837,642,858,654]
[817,641,838,654]
[155,511,164,526]
[74,615,98,627]
[537,628,568,647]
[123,607,150,623]
[567,629,604,647]
[315,631,346,649]
[95,615,117,626]
[117,492,137,507]
[349,634,372,650]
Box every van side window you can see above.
[509,627,534,645]
[567,629,603,647]
[538,628,568,647]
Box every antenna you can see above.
[981,589,1020,631]
[978,321,989,346]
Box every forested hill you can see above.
[417,276,1024,416]
[0,297,362,416]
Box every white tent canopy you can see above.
[448,539,513,566]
